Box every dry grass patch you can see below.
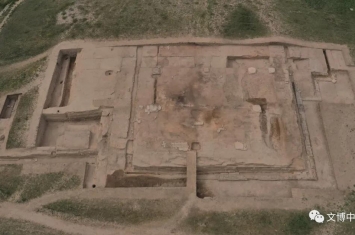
[182,209,321,235]
[0,58,46,94]
[0,0,16,11]
[43,198,184,225]
[0,218,68,235]
[0,0,73,65]
[0,164,22,202]
[18,172,81,203]
[0,164,81,203]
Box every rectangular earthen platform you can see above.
[1,38,355,198]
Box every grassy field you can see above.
[275,0,355,57]
[276,0,355,43]
[223,4,268,38]
[0,218,67,235]
[0,0,73,65]
[181,190,355,235]
[0,0,16,11]
[18,172,81,203]
[0,164,22,201]
[0,58,46,93]
[182,209,320,235]
[6,86,38,149]
[43,198,184,225]
[41,190,355,234]
[0,164,81,203]
[0,0,355,66]
[0,0,269,66]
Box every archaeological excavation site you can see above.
[1,37,355,209]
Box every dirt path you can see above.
[0,202,189,235]
[0,0,25,32]
[0,50,50,73]
[0,202,118,235]
[0,185,194,235]
[0,4,10,17]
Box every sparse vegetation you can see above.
[0,218,68,235]
[0,164,23,201]
[0,0,16,11]
[223,4,268,38]
[1,0,355,65]
[18,172,81,203]
[0,0,73,65]
[66,0,186,39]
[43,198,184,225]
[0,164,80,203]
[276,0,355,56]
[182,209,320,235]
[6,86,38,149]
[0,58,46,93]
[0,0,271,65]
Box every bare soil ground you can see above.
[1,0,355,234]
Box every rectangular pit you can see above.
[37,117,100,150]
[45,49,79,108]
[0,94,20,119]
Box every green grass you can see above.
[276,0,355,45]
[6,86,38,149]
[0,0,73,65]
[0,58,46,94]
[223,4,268,38]
[43,198,184,225]
[0,218,68,235]
[0,0,268,65]
[0,164,23,201]
[66,0,188,39]
[0,0,15,22]
[0,0,16,11]
[1,0,355,66]
[0,164,80,203]
[18,172,81,203]
[182,209,320,235]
